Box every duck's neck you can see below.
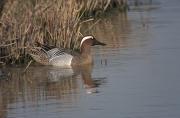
[80,45,92,64]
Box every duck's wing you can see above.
[28,47,65,65]
[36,43,66,57]
[29,43,76,66]
[47,48,65,58]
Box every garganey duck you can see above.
[29,35,106,67]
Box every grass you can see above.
[0,0,128,65]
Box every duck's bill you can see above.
[93,40,106,46]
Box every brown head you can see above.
[80,35,106,51]
[72,36,106,65]
[77,35,106,64]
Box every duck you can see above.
[29,35,106,67]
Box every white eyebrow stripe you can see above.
[80,36,93,47]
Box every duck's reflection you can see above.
[1,64,106,97]
[47,64,106,94]
[0,64,106,117]
[79,64,104,94]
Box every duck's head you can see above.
[80,35,106,48]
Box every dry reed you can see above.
[0,0,127,64]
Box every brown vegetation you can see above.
[0,0,127,64]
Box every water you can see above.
[1,0,180,118]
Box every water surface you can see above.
[1,0,180,118]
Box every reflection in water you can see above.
[84,12,131,49]
[0,65,106,117]
[82,11,133,68]
[0,65,11,80]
